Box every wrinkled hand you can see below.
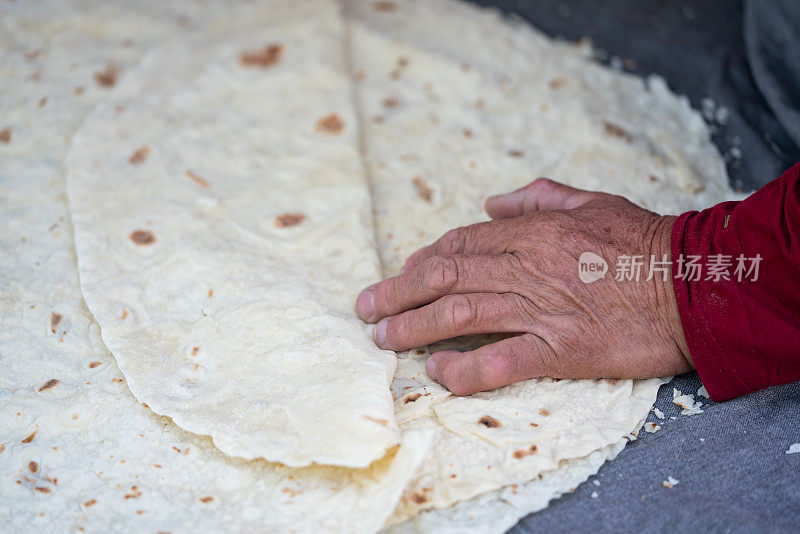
[356,178,693,395]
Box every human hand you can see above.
[356,178,692,395]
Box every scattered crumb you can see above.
[662,476,679,489]
[652,407,665,419]
[786,443,800,455]
[592,479,600,486]
[697,386,710,399]
[590,491,598,498]
[673,388,704,415]
[644,422,661,433]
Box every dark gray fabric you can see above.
[456,2,800,530]
[469,0,800,192]
[514,375,800,532]
[745,0,800,152]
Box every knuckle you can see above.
[440,227,467,255]
[479,349,516,387]
[424,255,459,293]
[447,294,479,330]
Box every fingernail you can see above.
[356,289,374,319]
[375,318,387,346]
[426,356,437,381]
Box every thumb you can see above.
[426,334,556,396]
[485,178,603,219]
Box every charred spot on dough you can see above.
[649,174,660,183]
[274,213,306,228]
[373,1,397,12]
[411,492,427,504]
[83,499,97,507]
[549,77,567,89]
[478,415,501,428]
[28,461,38,473]
[94,63,119,87]
[463,128,473,138]
[512,444,538,459]
[128,146,151,165]
[403,392,422,404]
[382,97,399,108]
[239,44,283,68]
[88,361,102,368]
[199,496,214,503]
[508,149,524,158]
[529,422,539,427]
[412,176,433,202]
[35,486,51,493]
[539,409,550,416]
[37,379,59,392]
[74,86,85,96]
[21,430,37,444]
[603,122,632,142]
[315,113,345,134]
[130,229,156,245]
[0,127,11,144]
[186,170,210,187]
[50,312,62,333]
[191,346,200,356]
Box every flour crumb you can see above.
[592,479,600,486]
[662,476,679,489]
[644,422,661,433]
[653,407,665,419]
[697,386,710,399]
[673,392,704,415]
[591,491,598,498]
[786,443,800,454]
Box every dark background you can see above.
[470,0,800,192]
[462,1,800,532]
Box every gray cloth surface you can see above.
[460,1,800,531]
[515,374,800,533]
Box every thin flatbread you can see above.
[66,0,399,467]
[0,1,430,532]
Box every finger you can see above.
[374,292,531,351]
[485,178,603,218]
[426,333,557,395]
[402,219,521,273]
[356,254,517,323]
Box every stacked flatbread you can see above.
[0,0,742,532]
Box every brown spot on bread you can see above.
[186,170,210,187]
[153,464,162,468]
[0,127,11,144]
[199,496,214,503]
[74,86,85,96]
[274,213,306,227]
[128,146,150,165]
[37,379,59,392]
[513,444,538,459]
[411,492,427,504]
[28,461,38,473]
[120,309,129,320]
[538,409,550,416]
[0,444,5,454]
[172,447,181,453]
[549,77,567,89]
[415,349,426,355]
[382,97,399,108]
[124,486,142,499]
[111,378,124,384]
[21,431,36,444]
[50,313,62,333]
[35,486,50,493]
[207,289,214,298]
[403,393,422,404]
[315,113,344,134]
[363,415,389,426]
[478,415,501,428]
[94,63,119,87]
[240,44,283,68]
[649,174,660,183]
[130,230,155,245]
[191,346,200,356]
[603,122,632,142]
[88,361,101,369]
[508,149,524,158]
[24,49,42,61]
[529,422,539,427]
[83,499,97,507]
[412,176,433,202]
[374,1,397,11]
[463,128,472,138]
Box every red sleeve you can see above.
[671,163,800,401]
